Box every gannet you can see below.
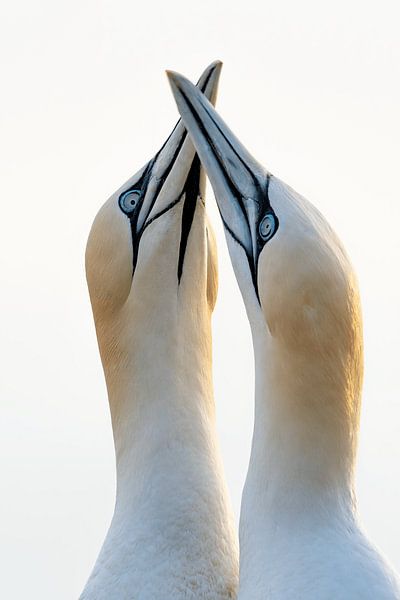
[81,62,238,600]
[167,71,400,600]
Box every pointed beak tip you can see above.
[208,59,223,72]
[165,70,181,91]
[166,71,192,103]
[208,60,223,84]
[166,61,223,95]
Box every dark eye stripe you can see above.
[177,155,201,283]
[116,68,219,284]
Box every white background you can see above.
[1,1,399,597]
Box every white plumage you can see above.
[168,70,400,599]
[81,62,238,599]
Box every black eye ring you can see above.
[259,213,276,241]
[119,189,142,215]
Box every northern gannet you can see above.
[81,62,238,599]
[167,71,400,600]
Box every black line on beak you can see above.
[155,66,215,160]
[178,86,263,299]
[123,132,188,277]
[200,103,262,189]
[175,67,217,284]
[140,68,215,247]
[178,88,252,235]
[221,220,260,302]
[119,67,218,282]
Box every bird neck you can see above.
[244,320,362,523]
[98,304,218,510]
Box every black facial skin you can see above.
[218,174,279,301]
[118,71,214,283]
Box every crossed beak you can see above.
[166,70,279,297]
[118,61,222,280]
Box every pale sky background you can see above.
[1,0,399,598]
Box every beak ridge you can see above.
[166,70,265,260]
[167,69,279,300]
[118,61,223,280]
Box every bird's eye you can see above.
[259,213,276,241]
[119,190,142,215]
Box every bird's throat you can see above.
[98,314,218,512]
[245,329,361,520]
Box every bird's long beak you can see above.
[118,61,222,279]
[133,61,222,232]
[166,70,277,293]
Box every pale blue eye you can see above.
[119,190,141,214]
[259,213,276,241]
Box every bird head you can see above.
[85,63,221,376]
[167,71,362,365]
